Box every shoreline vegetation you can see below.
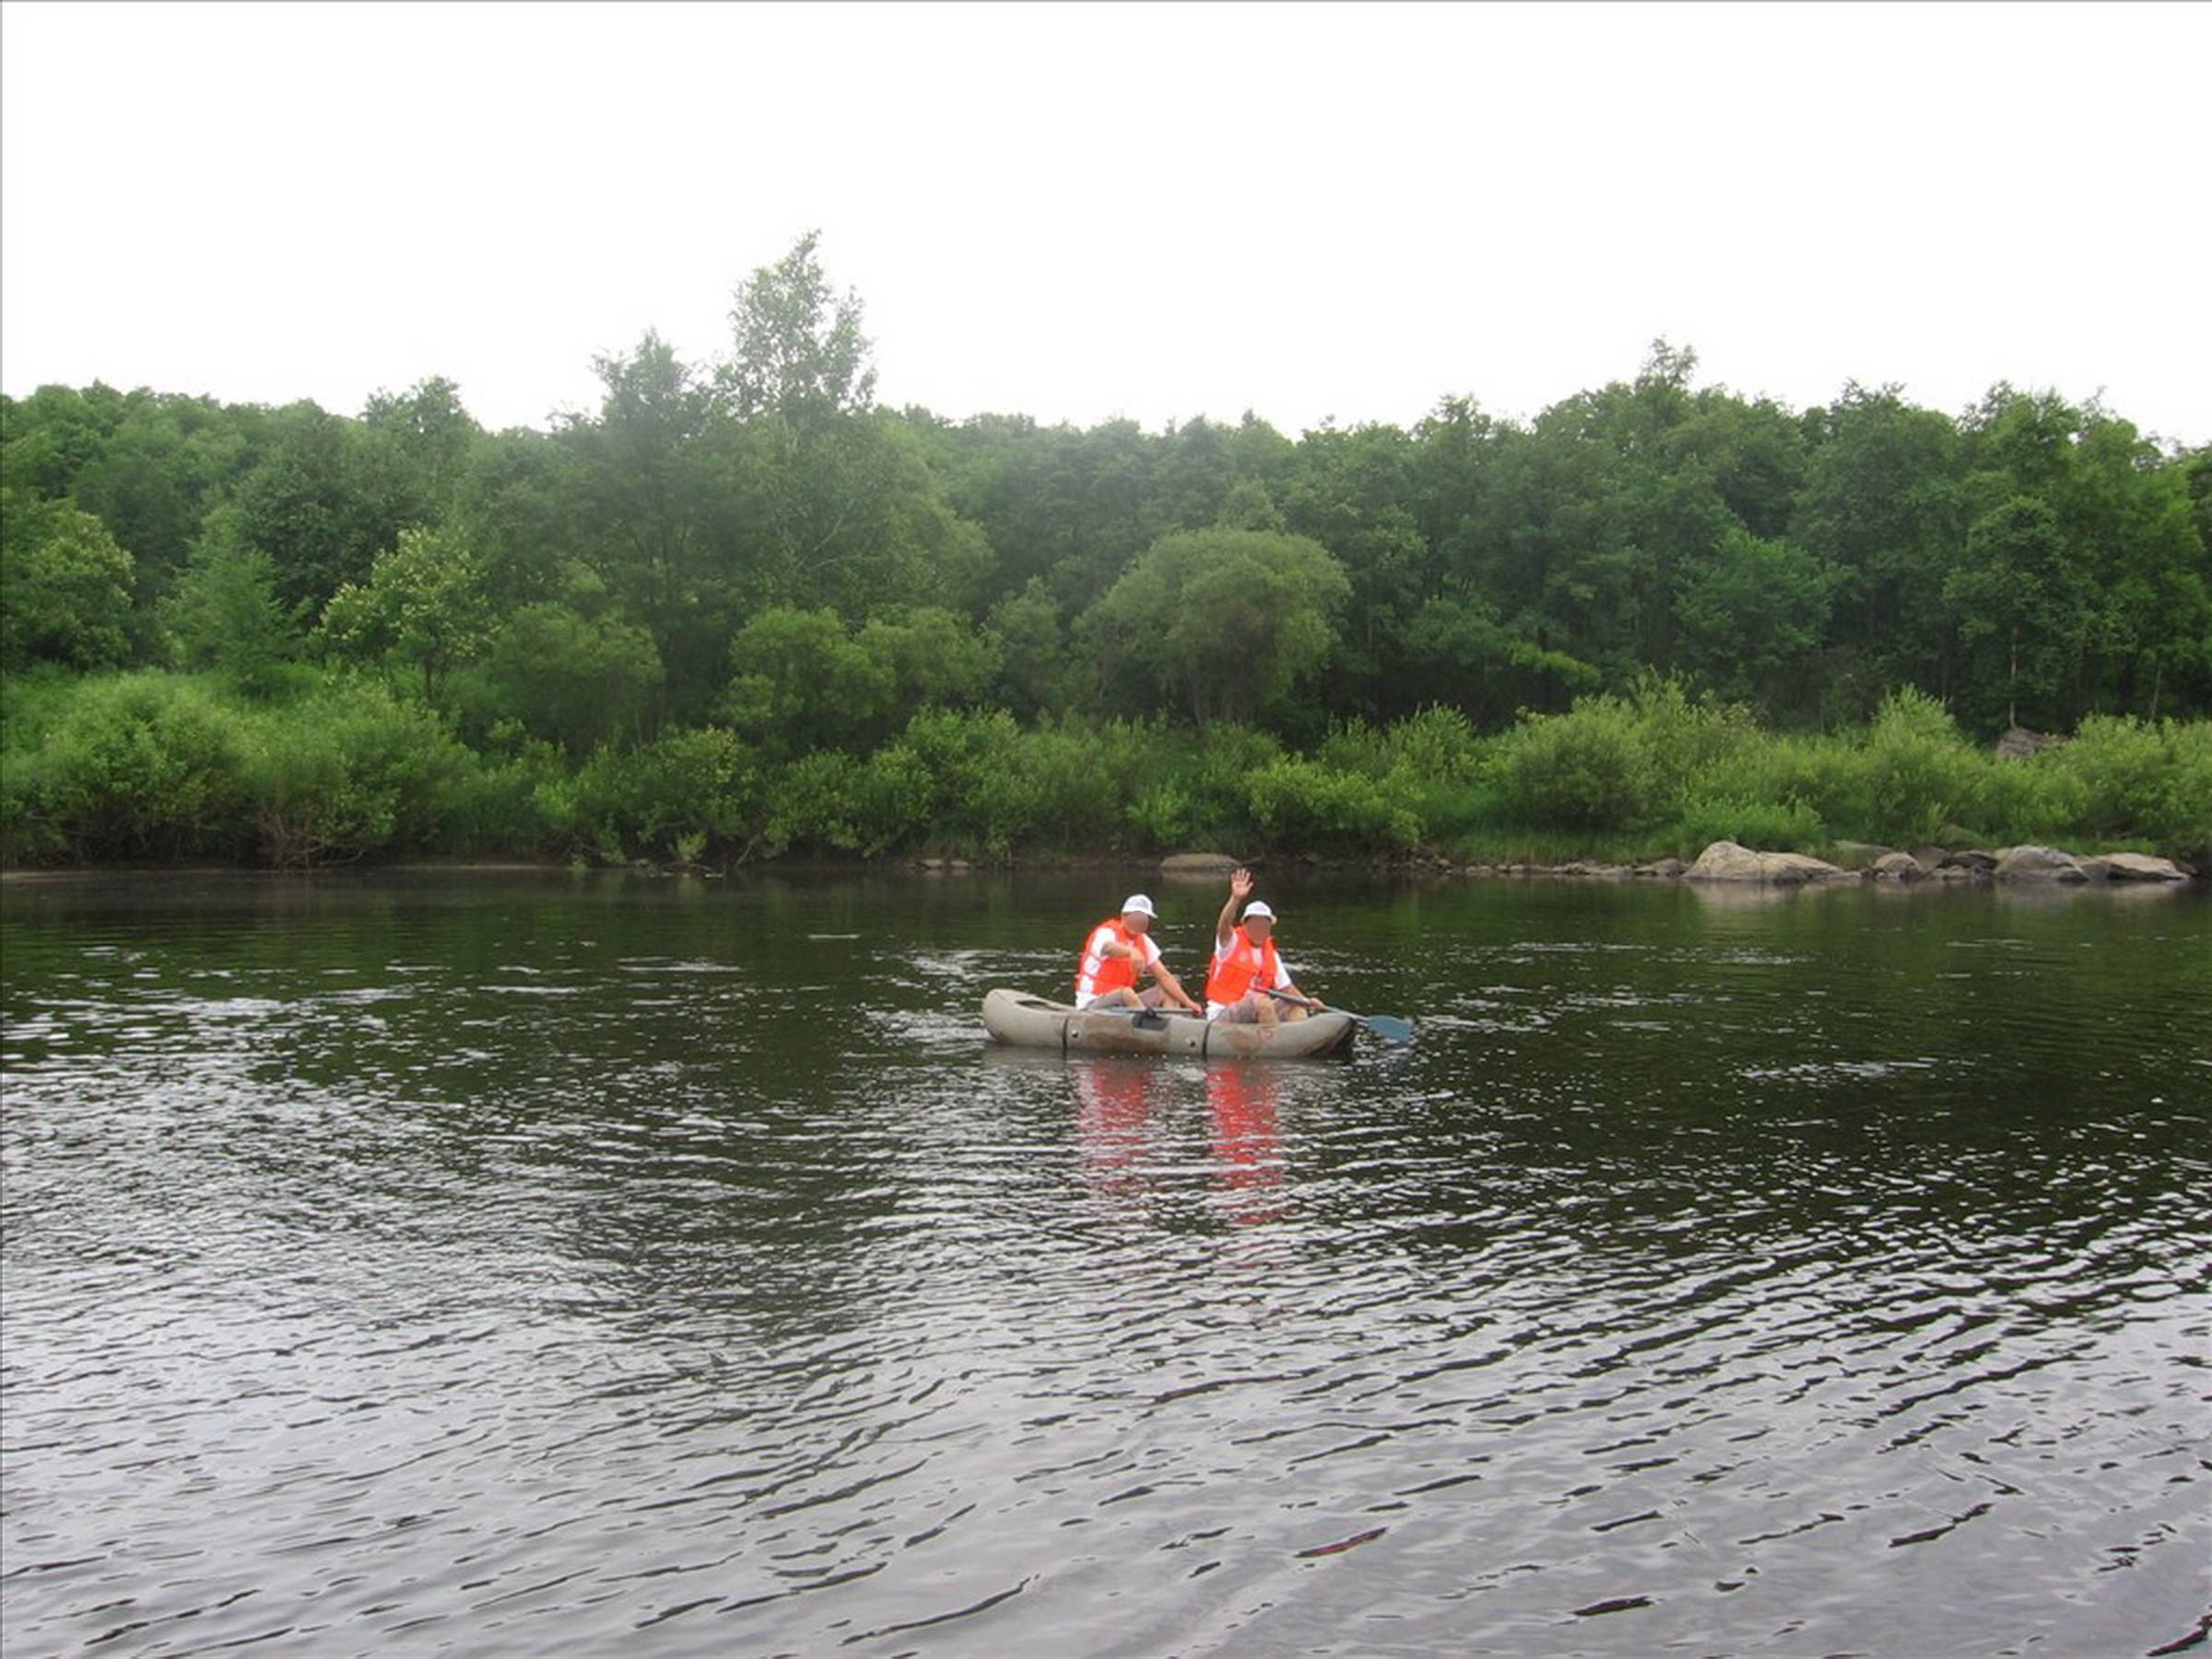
[2,680,2203,883]
[5,238,2207,880]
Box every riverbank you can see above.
[6,677,2206,877]
[10,841,2199,889]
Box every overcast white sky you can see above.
[4,1,2206,446]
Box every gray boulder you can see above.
[1159,852,1238,875]
[1687,841,1849,884]
[1873,852,1926,881]
[2102,853,2189,882]
[1994,845,2088,883]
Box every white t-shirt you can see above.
[1205,935,1293,1018]
[1075,924,1163,1006]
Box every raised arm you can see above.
[1217,867,1253,949]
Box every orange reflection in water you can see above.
[1065,1058,1291,1229]
[1069,1057,1158,1204]
[1206,1063,1286,1225]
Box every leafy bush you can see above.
[761,750,864,856]
[1859,687,1992,845]
[238,681,478,866]
[996,722,1128,854]
[1244,757,1420,852]
[6,671,248,860]
[1672,794,1825,855]
[1382,704,1482,782]
[2040,715,2212,856]
[1496,694,1658,832]
[538,726,754,863]
[1621,674,1756,781]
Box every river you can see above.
[3,870,2206,1656]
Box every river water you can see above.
[2,870,2206,1656]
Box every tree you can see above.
[0,494,135,671]
[553,332,732,721]
[857,606,1003,711]
[1943,495,2090,730]
[1793,384,1966,711]
[318,524,494,702]
[985,577,1074,717]
[723,230,877,430]
[1283,423,1428,716]
[1673,529,1834,712]
[724,605,895,756]
[480,602,662,758]
[361,376,482,507]
[224,401,423,615]
[161,506,301,695]
[1082,528,1350,726]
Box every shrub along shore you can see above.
[4,672,2205,877]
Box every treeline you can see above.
[3,234,2208,867]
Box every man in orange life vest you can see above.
[1206,866,1324,1025]
[1074,895,1204,1014]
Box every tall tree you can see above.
[0,493,136,671]
[1082,528,1349,725]
[723,230,877,432]
[1943,495,2090,730]
[317,524,494,703]
[160,505,301,696]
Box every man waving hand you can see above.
[1206,868,1323,1026]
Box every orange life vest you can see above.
[1075,917,1145,999]
[1206,925,1282,1007]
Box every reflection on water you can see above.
[1066,1059,1287,1227]
[2,871,2207,1656]
[1205,1065,1285,1226]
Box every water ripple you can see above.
[3,874,2206,1655]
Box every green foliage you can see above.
[3,671,245,860]
[6,310,2212,872]
[858,606,1004,710]
[478,602,661,758]
[1944,494,2090,731]
[760,748,864,856]
[1083,527,1350,724]
[724,230,877,427]
[986,578,1076,718]
[1,495,136,672]
[724,606,895,755]
[1672,528,1834,710]
[1495,694,1661,832]
[1244,757,1420,852]
[160,505,302,695]
[1671,794,1826,855]
[2039,715,2212,856]
[318,524,494,701]
[237,681,479,866]
[535,725,756,864]
[1857,686,1994,845]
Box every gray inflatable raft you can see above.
[982,987,1357,1059]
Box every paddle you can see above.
[1267,988,1414,1045]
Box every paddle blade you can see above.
[1358,1013,1415,1045]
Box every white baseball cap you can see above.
[1121,894,1158,918]
[1241,900,1277,921]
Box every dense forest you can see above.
[4,236,2207,868]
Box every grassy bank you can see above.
[4,671,2206,872]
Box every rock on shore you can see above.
[1686,841,1855,883]
[2102,853,2190,882]
[1159,852,1239,875]
[1994,845,2089,882]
